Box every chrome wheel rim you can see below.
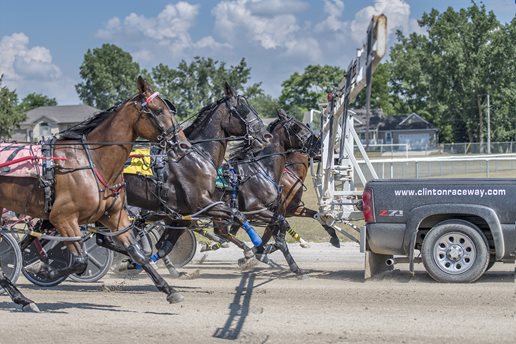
[433,231,476,274]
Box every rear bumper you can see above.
[365,223,406,255]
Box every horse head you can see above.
[221,82,272,151]
[274,110,319,157]
[134,76,188,149]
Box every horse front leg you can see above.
[0,271,39,312]
[207,205,257,259]
[100,213,184,304]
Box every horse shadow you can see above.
[212,271,257,340]
[0,300,132,314]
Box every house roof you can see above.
[381,113,435,130]
[351,109,437,131]
[23,105,99,125]
[352,108,385,131]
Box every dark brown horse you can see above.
[0,77,187,310]
[215,110,319,274]
[281,151,340,247]
[123,83,271,267]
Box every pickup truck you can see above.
[362,178,516,282]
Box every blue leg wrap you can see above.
[242,221,263,247]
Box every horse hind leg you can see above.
[34,221,89,280]
[275,220,305,276]
[296,207,340,248]
[141,263,184,303]
[0,273,40,312]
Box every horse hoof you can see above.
[299,240,310,248]
[238,257,258,270]
[167,292,184,304]
[22,303,40,313]
[330,237,341,248]
[296,271,309,280]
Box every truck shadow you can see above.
[310,268,515,283]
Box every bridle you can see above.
[135,92,183,147]
[224,95,264,146]
[282,118,318,156]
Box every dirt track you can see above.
[0,243,514,344]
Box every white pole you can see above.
[487,94,491,154]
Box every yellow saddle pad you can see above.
[124,148,153,176]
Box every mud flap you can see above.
[364,252,394,279]
[361,226,394,279]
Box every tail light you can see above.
[362,187,375,223]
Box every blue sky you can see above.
[1,0,514,105]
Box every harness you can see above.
[41,138,57,213]
[215,163,240,208]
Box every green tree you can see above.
[18,93,57,112]
[354,63,396,115]
[279,64,344,119]
[76,44,142,109]
[151,57,263,119]
[389,3,515,143]
[0,75,25,138]
[248,94,281,118]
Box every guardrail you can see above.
[354,154,516,185]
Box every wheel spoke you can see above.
[88,255,104,269]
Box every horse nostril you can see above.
[264,133,273,141]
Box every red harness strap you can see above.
[92,168,125,194]
[0,156,66,168]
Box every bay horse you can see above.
[123,83,272,268]
[0,77,187,310]
[281,151,341,247]
[214,110,319,275]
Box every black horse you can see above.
[123,83,272,268]
[213,110,319,274]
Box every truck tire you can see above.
[485,254,496,272]
[422,220,489,283]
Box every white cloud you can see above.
[213,0,313,52]
[350,0,411,43]
[316,0,345,32]
[0,33,61,82]
[247,0,309,15]
[0,32,79,104]
[96,1,228,62]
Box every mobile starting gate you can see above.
[304,15,387,256]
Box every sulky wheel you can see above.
[421,220,489,283]
[0,233,23,291]
[69,233,114,283]
[166,229,197,268]
[22,238,72,287]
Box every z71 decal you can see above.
[378,209,404,217]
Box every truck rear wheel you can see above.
[422,220,489,283]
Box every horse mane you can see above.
[59,105,120,140]
[183,100,222,136]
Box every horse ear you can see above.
[137,76,151,94]
[277,109,288,120]
[224,81,235,97]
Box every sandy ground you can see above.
[0,243,514,344]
